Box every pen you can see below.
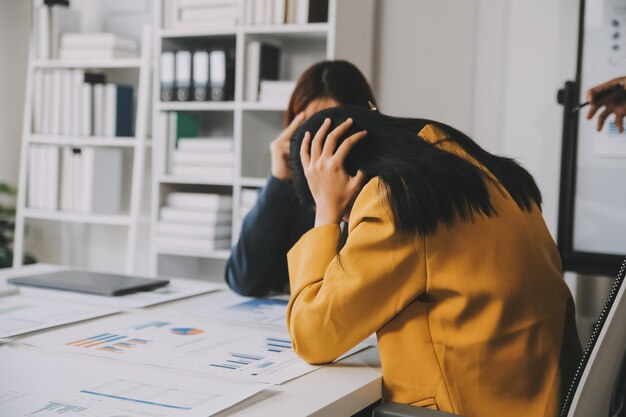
[572,82,625,113]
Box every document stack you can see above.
[28,147,122,214]
[157,192,233,253]
[240,188,259,221]
[244,0,329,25]
[59,33,139,60]
[258,80,296,106]
[163,0,242,30]
[32,70,134,137]
[171,137,235,179]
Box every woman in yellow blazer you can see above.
[286,106,582,417]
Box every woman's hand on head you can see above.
[300,118,367,227]
[270,112,306,181]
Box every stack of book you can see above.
[171,138,235,178]
[244,0,328,25]
[258,80,296,106]
[240,188,259,221]
[59,33,139,60]
[156,192,233,253]
[164,0,242,30]
[32,70,134,137]
[28,146,122,214]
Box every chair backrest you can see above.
[559,257,626,417]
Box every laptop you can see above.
[7,270,170,296]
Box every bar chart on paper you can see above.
[1,346,265,417]
[25,312,319,384]
[21,378,248,416]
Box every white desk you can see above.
[1,265,382,417]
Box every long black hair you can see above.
[290,106,542,236]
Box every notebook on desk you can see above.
[7,270,169,296]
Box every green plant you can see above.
[0,183,35,268]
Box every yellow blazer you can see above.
[286,124,581,417]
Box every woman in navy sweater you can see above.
[225,60,378,296]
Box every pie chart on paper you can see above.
[171,327,204,335]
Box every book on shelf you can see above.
[245,42,281,101]
[244,0,327,25]
[28,145,60,210]
[156,222,232,239]
[60,32,138,51]
[35,4,80,60]
[58,32,139,60]
[104,84,134,137]
[59,49,138,60]
[192,51,210,101]
[286,0,328,24]
[177,138,234,152]
[209,47,236,101]
[58,148,123,214]
[159,207,233,225]
[160,46,235,102]
[160,52,175,101]
[165,192,234,211]
[175,51,192,101]
[155,236,231,252]
[165,0,242,30]
[169,165,234,178]
[171,151,235,166]
[258,80,295,105]
[32,70,133,137]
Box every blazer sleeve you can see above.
[286,178,427,364]
[225,175,314,297]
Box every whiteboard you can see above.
[572,0,626,256]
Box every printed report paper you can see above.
[177,290,289,326]
[0,345,265,417]
[24,311,371,384]
[0,295,116,338]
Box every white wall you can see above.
[0,0,581,272]
[0,0,30,185]
[373,0,479,134]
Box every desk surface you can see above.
[1,264,382,417]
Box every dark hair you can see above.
[285,60,377,126]
[290,106,543,236]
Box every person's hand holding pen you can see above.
[585,76,626,133]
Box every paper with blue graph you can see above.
[23,311,369,384]
[177,290,289,326]
[0,345,265,417]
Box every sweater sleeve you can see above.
[286,178,427,364]
[225,175,314,297]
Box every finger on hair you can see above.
[334,130,367,162]
[300,131,312,166]
[311,118,331,161]
[323,118,353,157]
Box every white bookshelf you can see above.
[13,10,153,275]
[150,0,375,278]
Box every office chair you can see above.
[372,257,626,417]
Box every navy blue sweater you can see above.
[225,176,314,296]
